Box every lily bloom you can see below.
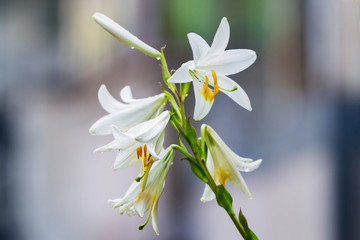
[94,111,171,170]
[109,147,175,235]
[168,17,256,120]
[200,124,262,201]
[92,13,161,58]
[89,85,167,135]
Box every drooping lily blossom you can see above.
[109,147,175,235]
[94,111,171,170]
[89,85,167,135]
[200,124,262,201]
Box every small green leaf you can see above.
[186,159,208,183]
[170,114,184,135]
[197,137,208,161]
[216,185,233,212]
[239,209,259,240]
[184,118,203,157]
[184,118,197,141]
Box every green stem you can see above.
[228,209,246,237]
[159,47,177,94]
[200,160,246,238]
[159,49,248,240]
[170,144,196,163]
[179,99,186,128]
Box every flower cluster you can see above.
[90,84,172,234]
[90,12,262,239]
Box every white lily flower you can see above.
[89,84,167,135]
[200,125,262,201]
[109,147,175,235]
[168,17,256,120]
[92,13,161,58]
[95,111,171,170]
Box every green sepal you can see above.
[160,84,181,118]
[197,137,208,162]
[216,185,233,212]
[185,158,208,183]
[239,209,259,240]
[180,82,191,101]
[170,112,184,135]
[184,118,201,156]
[184,118,197,141]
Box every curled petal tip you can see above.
[92,12,101,20]
[89,128,96,136]
[221,17,228,22]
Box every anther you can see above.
[199,70,219,102]
[137,147,141,159]
[211,70,219,97]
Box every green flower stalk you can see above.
[90,13,262,239]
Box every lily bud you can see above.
[93,12,161,58]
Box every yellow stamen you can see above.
[199,70,219,102]
[212,70,219,96]
[136,144,154,191]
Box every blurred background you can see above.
[1,0,360,239]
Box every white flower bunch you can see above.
[90,12,262,239]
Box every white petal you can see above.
[200,184,215,202]
[228,169,252,198]
[151,200,160,235]
[119,203,137,216]
[132,111,170,143]
[94,140,124,153]
[89,93,166,135]
[206,149,215,177]
[167,61,194,83]
[217,75,252,111]
[98,85,126,113]
[120,85,136,103]
[187,33,210,64]
[94,126,134,152]
[108,198,121,205]
[113,147,139,170]
[232,156,262,172]
[135,192,152,218]
[200,149,216,202]
[192,80,214,120]
[209,17,230,55]
[112,180,141,208]
[112,125,135,146]
[154,130,165,155]
[198,49,256,76]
